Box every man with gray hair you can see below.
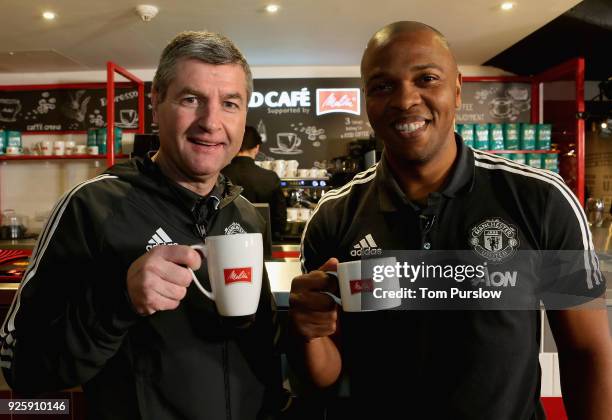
[1,31,290,419]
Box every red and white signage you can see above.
[316,88,361,116]
[224,267,253,284]
[349,278,374,294]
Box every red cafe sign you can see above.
[316,88,361,116]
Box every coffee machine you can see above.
[280,176,330,242]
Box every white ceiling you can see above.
[0,0,582,73]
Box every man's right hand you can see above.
[289,258,340,341]
[126,245,202,315]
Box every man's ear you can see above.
[455,72,463,110]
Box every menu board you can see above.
[245,78,368,167]
[0,85,145,132]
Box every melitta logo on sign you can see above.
[224,267,252,284]
[349,278,374,294]
[316,88,360,116]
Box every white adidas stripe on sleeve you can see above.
[0,174,118,367]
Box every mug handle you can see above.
[321,271,342,305]
[189,244,215,301]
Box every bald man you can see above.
[289,22,611,419]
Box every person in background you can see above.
[223,126,287,241]
[0,31,291,420]
[289,21,611,419]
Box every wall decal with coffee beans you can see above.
[0,83,152,133]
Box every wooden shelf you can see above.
[0,154,130,161]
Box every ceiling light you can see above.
[602,121,608,129]
[42,11,56,20]
[501,2,514,11]
[265,4,280,13]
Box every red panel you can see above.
[540,397,568,420]
[271,251,301,259]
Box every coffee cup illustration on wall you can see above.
[117,109,138,128]
[270,133,303,155]
[0,99,22,123]
[489,97,514,119]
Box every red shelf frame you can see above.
[0,154,129,161]
[463,60,585,205]
[106,62,145,167]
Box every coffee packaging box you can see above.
[520,123,536,150]
[503,123,520,150]
[511,153,526,165]
[97,128,107,154]
[536,124,552,150]
[543,153,558,171]
[527,153,542,168]
[458,124,475,147]
[114,127,122,153]
[6,131,21,148]
[488,124,505,150]
[474,124,490,150]
[0,130,5,154]
[87,128,98,146]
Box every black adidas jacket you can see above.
[0,158,286,420]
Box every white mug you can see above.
[75,145,87,154]
[297,208,311,222]
[287,160,299,170]
[65,140,76,155]
[5,146,21,156]
[189,233,263,316]
[287,208,299,221]
[53,141,65,156]
[297,169,310,178]
[87,145,99,155]
[260,161,273,170]
[37,140,52,156]
[324,257,401,312]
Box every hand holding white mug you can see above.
[126,245,200,315]
[188,233,263,317]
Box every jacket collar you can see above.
[377,133,475,212]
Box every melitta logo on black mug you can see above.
[224,267,252,284]
[189,233,263,317]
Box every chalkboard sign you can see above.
[1,79,530,165]
[245,78,368,168]
[457,82,531,124]
[0,84,145,132]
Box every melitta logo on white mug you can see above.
[349,278,374,294]
[224,267,252,284]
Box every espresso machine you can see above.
[280,176,330,241]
